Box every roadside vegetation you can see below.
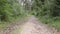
[31,0,60,31]
[0,0,28,31]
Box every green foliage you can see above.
[0,0,26,22]
[31,0,60,30]
[31,0,60,17]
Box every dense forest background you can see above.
[0,0,60,31]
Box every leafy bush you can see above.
[31,0,60,17]
[0,0,26,21]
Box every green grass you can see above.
[38,16,60,31]
[53,21,60,31]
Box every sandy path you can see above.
[20,16,60,34]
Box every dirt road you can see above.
[20,16,60,34]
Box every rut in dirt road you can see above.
[20,16,60,34]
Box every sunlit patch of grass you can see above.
[52,21,60,31]
[38,16,60,31]
[12,25,24,34]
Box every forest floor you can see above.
[0,16,60,34]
